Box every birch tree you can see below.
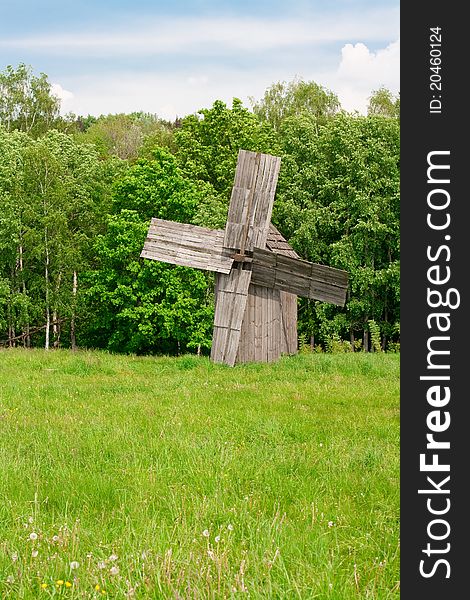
[0,64,61,137]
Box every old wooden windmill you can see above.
[141,150,348,366]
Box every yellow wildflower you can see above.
[95,584,101,591]
[56,580,64,586]
[65,581,72,588]
[41,583,48,589]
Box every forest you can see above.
[0,64,400,355]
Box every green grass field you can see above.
[0,349,399,599]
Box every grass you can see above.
[0,349,399,599]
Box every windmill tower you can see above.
[141,150,348,366]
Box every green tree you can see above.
[0,64,61,137]
[276,113,400,350]
[0,127,35,345]
[76,112,176,160]
[83,149,216,354]
[367,87,400,118]
[175,98,278,199]
[251,78,340,131]
[0,126,120,348]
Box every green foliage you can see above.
[368,319,382,352]
[367,87,400,119]
[251,78,340,130]
[175,98,278,197]
[0,126,121,348]
[83,150,216,354]
[0,68,400,354]
[325,334,353,353]
[75,112,176,160]
[0,64,61,137]
[276,112,400,349]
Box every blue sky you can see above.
[0,0,399,119]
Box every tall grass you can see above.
[0,350,399,599]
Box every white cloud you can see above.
[56,70,271,119]
[329,39,400,113]
[187,76,209,86]
[50,82,74,104]
[56,37,400,120]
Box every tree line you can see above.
[0,64,400,354]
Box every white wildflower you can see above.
[202,529,210,538]
[227,524,234,531]
[32,550,39,558]
[110,566,119,576]
[28,516,34,524]
[11,553,18,562]
[6,575,15,583]
[29,532,38,541]
[215,536,220,543]
[328,521,334,528]
[69,561,80,570]
[109,553,118,562]
[52,535,59,543]
[97,561,106,570]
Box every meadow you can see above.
[0,350,399,599]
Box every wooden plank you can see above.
[265,287,272,361]
[253,285,263,361]
[280,291,298,355]
[224,150,281,252]
[260,285,268,362]
[272,289,283,361]
[211,267,252,366]
[141,218,233,274]
[251,247,348,306]
[237,283,258,363]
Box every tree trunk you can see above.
[52,273,62,348]
[363,329,369,353]
[350,328,355,351]
[44,232,50,351]
[19,243,31,347]
[70,270,78,351]
[52,311,60,348]
[310,334,315,351]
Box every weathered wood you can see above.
[280,291,298,355]
[211,267,252,366]
[140,150,349,366]
[251,247,348,306]
[266,224,299,258]
[236,284,288,363]
[224,150,281,252]
[141,218,233,274]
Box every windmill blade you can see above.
[251,247,348,306]
[211,150,281,366]
[210,268,252,366]
[141,218,233,274]
[223,150,281,252]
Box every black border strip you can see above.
[401,3,467,597]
